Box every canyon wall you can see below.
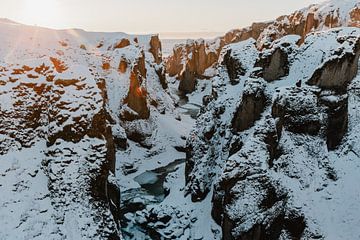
[166,0,360,93]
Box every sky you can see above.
[0,0,324,38]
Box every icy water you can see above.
[120,159,185,239]
[134,159,185,201]
[178,103,202,119]
[120,77,201,239]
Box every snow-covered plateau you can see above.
[1,0,360,240]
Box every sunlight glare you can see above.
[21,0,61,27]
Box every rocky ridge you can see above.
[166,0,360,93]
[185,27,360,239]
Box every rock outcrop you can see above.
[254,47,289,81]
[223,49,246,85]
[185,27,360,239]
[272,87,323,136]
[166,0,360,83]
[123,52,150,120]
[232,78,267,132]
[307,35,360,90]
[149,35,163,65]
[320,92,349,150]
[178,62,197,94]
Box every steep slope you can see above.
[0,20,173,240]
[166,0,360,92]
[185,27,360,239]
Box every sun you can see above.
[21,0,61,28]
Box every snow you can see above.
[1,0,360,239]
[301,0,360,25]
[0,18,167,240]
[184,23,360,239]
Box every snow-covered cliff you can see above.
[0,19,174,240]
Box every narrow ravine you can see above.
[118,88,203,239]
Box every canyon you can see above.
[0,0,360,240]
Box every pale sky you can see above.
[0,0,324,36]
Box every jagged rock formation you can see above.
[185,27,360,239]
[123,51,150,120]
[166,0,360,93]
[307,35,360,89]
[222,49,246,85]
[254,47,289,81]
[232,78,267,132]
[0,20,173,240]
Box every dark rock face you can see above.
[214,118,307,240]
[178,62,197,94]
[272,87,323,135]
[307,37,360,90]
[113,133,128,150]
[165,23,271,80]
[320,93,349,150]
[223,49,246,85]
[167,40,218,79]
[272,88,350,151]
[232,78,267,132]
[155,65,168,89]
[255,48,289,81]
[167,40,219,93]
[184,111,219,202]
[212,118,308,240]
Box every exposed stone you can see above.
[223,49,245,85]
[255,48,289,81]
[272,87,323,135]
[178,62,197,94]
[320,92,349,150]
[232,78,267,132]
[155,65,168,89]
[114,38,131,49]
[350,7,360,27]
[166,1,359,80]
[307,37,360,90]
[118,58,128,74]
[124,53,150,120]
[149,35,163,64]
